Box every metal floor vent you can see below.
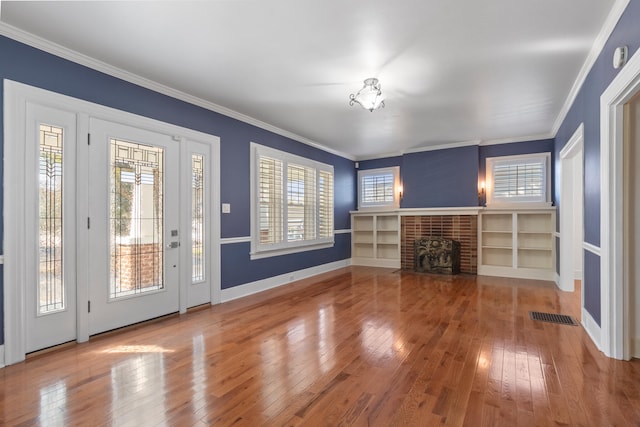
[529,311,578,326]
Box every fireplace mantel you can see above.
[351,207,482,216]
[351,209,479,274]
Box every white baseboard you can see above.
[351,258,400,269]
[633,338,640,359]
[0,345,5,369]
[221,259,351,303]
[581,308,602,352]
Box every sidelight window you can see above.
[38,124,65,314]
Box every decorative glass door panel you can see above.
[110,139,164,299]
[38,124,65,314]
[88,118,179,336]
[191,154,205,283]
[185,141,212,308]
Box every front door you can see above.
[87,119,180,335]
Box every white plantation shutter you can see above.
[357,167,400,209]
[362,173,394,203]
[487,154,550,205]
[493,162,544,198]
[259,156,283,244]
[287,164,316,241]
[252,143,334,258]
[318,170,333,238]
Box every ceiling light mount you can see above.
[349,77,385,112]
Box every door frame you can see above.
[559,123,584,293]
[3,80,221,365]
[601,47,640,360]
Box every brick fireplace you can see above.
[401,214,478,274]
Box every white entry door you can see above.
[24,103,78,353]
[87,118,180,335]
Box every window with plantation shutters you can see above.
[486,153,551,206]
[357,166,400,209]
[251,143,334,259]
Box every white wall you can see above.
[572,153,584,278]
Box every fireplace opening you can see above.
[414,237,461,274]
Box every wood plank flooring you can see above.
[2,266,640,426]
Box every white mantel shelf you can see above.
[351,206,555,216]
[350,207,482,216]
[398,207,483,216]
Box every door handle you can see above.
[167,241,180,249]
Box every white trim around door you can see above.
[600,47,640,360]
[3,80,221,365]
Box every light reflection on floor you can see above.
[100,344,174,354]
[110,352,167,425]
[39,380,67,427]
[259,304,339,418]
[192,334,207,415]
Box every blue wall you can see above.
[358,140,553,209]
[402,146,479,208]
[0,35,356,345]
[359,147,480,208]
[554,0,640,325]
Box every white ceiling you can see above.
[0,0,620,159]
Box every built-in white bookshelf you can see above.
[478,208,555,280]
[351,212,400,268]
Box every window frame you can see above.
[250,142,334,259]
[357,166,401,210]
[485,153,552,207]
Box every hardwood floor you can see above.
[2,266,640,426]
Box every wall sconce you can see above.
[478,181,485,206]
[398,184,404,201]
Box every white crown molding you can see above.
[355,140,482,161]
[403,140,481,154]
[551,0,631,137]
[355,151,404,162]
[479,133,554,146]
[356,133,555,161]
[0,22,356,162]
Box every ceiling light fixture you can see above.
[349,78,385,112]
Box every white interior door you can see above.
[87,118,180,335]
[24,103,78,353]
